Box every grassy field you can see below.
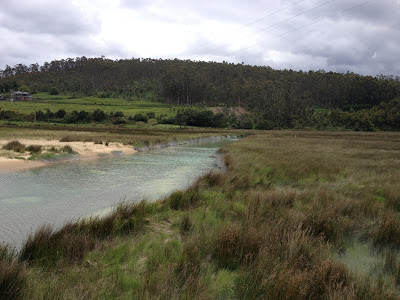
[2,130,400,299]
[0,92,174,117]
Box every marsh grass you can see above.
[19,201,152,268]
[4,130,400,298]
[0,245,26,300]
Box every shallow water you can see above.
[0,138,236,248]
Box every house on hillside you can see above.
[0,94,7,101]
[12,91,32,101]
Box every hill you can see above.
[1,57,400,130]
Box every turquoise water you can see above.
[0,138,236,248]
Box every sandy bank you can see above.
[0,139,137,173]
[0,157,46,172]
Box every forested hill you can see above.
[1,57,400,130]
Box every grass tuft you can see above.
[372,211,400,248]
[0,244,26,300]
[179,215,194,238]
[213,224,262,270]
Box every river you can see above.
[0,137,237,248]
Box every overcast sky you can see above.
[0,0,399,76]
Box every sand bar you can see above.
[0,139,137,173]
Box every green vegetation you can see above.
[1,138,77,161]
[0,93,172,116]
[1,57,400,130]
[2,131,400,298]
[0,94,254,129]
[2,141,26,153]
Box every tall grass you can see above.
[0,245,26,300]
[19,201,152,268]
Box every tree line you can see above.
[1,56,400,130]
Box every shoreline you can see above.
[0,135,244,173]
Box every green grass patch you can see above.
[2,94,175,117]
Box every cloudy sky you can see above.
[0,0,399,76]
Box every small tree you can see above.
[19,84,31,93]
[49,87,59,95]
[92,109,107,122]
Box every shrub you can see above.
[55,109,66,118]
[49,87,59,95]
[26,145,41,154]
[60,135,76,142]
[61,145,74,154]
[92,109,107,122]
[2,141,26,152]
[133,113,148,123]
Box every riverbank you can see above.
[0,134,245,172]
[0,126,248,173]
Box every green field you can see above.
[0,92,175,117]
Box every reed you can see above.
[0,245,26,300]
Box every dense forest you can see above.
[1,57,400,130]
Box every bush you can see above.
[26,145,41,154]
[133,113,148,123]
[49,87,59,95]
[55,109,66,118]
[92,109,107,122]
[61,145,74,154]
[60,136,77,142]
[2,141,26,152]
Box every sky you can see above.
[0,0,399,76]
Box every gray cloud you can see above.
[0,0,398,76]
[0,0,100,35]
